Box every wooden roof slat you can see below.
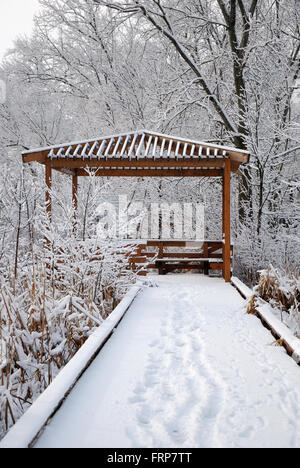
[22,129,250,173]
[112,136,123,157]
[89,141,99,158]
[65,146,73,158]
[144,129,249,158]
[73,145,82,158]
[128,133,138,158]
[104,138,114,158]
[97,140,107,158]
[82,143,90,159]
[57,147,65,158]
[145,135,153,157]
[152,137,159,158]
[167,139,173,157]
[120,135,130,157]
[160,138,166,157]
[136,133,145,158]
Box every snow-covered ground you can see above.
[34,275,300,448]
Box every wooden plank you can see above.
[129,257,147,264]
[147,240,188,247]
[23,151,48,163]
[144,135,153,156]
[147,240,223,248]
[155,263,205,271]
[155,258,223,263]
[140,252,223,259]
[230,161,241,173]
[158,243,164,258]
[228,152,249,164]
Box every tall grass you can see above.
[0,233,137,440]
[255,265,300,334]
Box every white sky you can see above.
[0,0,40,61]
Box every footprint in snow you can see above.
[238,425,254,439]
[128,394,146,404]
[144,373,159,388]
[175,339,186,347]
[191,340,202,352]
[149,339,160,348]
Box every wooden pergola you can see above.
[22,129,250,282]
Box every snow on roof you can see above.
[22,129,250,163]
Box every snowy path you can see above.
[35,276,300,448]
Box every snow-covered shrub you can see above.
[255,266,300,335]
[0,268,101,436]
[257,266,299,312]
[0,236,138,440]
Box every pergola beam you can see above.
[23,151,47,164]
[50,158,225,169]
[76,169,223,177]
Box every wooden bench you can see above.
[155,258,223,275]
[128,240,233,277]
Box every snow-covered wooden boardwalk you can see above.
[30,275,300,449]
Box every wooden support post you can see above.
[158,243,163,259]
[45,163,52,267]
[222,171,225,279]
[45,162,52,221]
[72,170,78,235]
[72,170,78,212]
[203,242,209,276]
[222,175,225,239]
[223,158,231,282]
